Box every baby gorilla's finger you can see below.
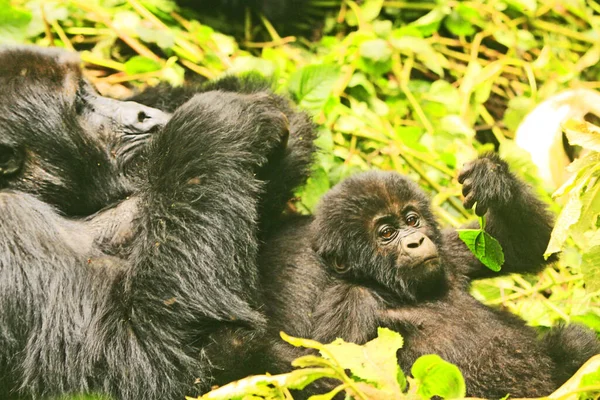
[457,163,475,184]
[474,201,488,216]
[461,181,473,197]
[463,193,476,209]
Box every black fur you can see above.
[175,0,339,36]
[0,45,315,399]
[256,153,600,398]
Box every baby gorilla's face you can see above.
[0,46,170,216]
[312,170,445,300]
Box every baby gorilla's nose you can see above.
[400,231,438,263]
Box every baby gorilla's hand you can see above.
[167,90,289,169]
[458,153,515,216]
[245,92,290,167]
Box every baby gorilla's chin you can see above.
[392,261,447,300]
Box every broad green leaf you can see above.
[578,370,600,400]
[141,0,177,13]
[140,27,176,48]
[360,39,392,62]
[494,30,537,52]
[427,80,461,113]
[553,152,600,199]
[444,9,476,36]
[280,332,325,351]
[298,167,330,213]
[345,0,384,26]
[457,229,504,271]
[124,56,162,75]
[411,354,466,399]
[581,246,600,291]
[230,56,276,77]
[564,119,600,152]
[197,368,337,399]
[572,312,600,334]
[288,64,340,114]
[408,6,449,37]
[0,0,32,43]
[549,355,600,399]
[545,192,583,257]
[320,328,405,395]
[292,355,334,369]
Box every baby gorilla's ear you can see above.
[0,144,23,177]
[309,219,348,271]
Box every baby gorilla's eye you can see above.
[379,225,397,241]
[405,212,420,227]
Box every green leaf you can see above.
[581,246,600,292]
[280,332,324,351]
[408,6,449,37]
[298,167,330,213]
[124,56,162,75]
[444,10,476,36]
[572,312,600,334]
[360,39,392,62]
[579,370,600,400]
[457,229,504,272]
[230,56,276,77]
[320,328,405,395]
[427,80,461,113]
[288,64,340,114]
[0,0,32,43]
[563,119,600,152]
[411,354,466,399]
[345,0,383,26]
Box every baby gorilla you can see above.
[258,153,600,398]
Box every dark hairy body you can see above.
[257,154,600,398]
[0,46,314,399]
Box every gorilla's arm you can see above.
[442,153,555,280]
[0,91,286,399]
[113,91,288,394]
[0,192,127,396]
[130,76,316,231]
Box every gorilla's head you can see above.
[0,46,169,216]
[311,171,447,301]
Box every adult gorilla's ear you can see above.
[331,258,350,274]
[0,144,23,177]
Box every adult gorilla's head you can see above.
[0,46,169,216]
[311,171,446,301]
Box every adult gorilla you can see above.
[0,46,314,399]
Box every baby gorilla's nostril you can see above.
[137,111,149,123]
[406,236,425,249]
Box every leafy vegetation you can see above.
[458,215,505,272]
[192,329,600,400]
[3,0,600,397]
